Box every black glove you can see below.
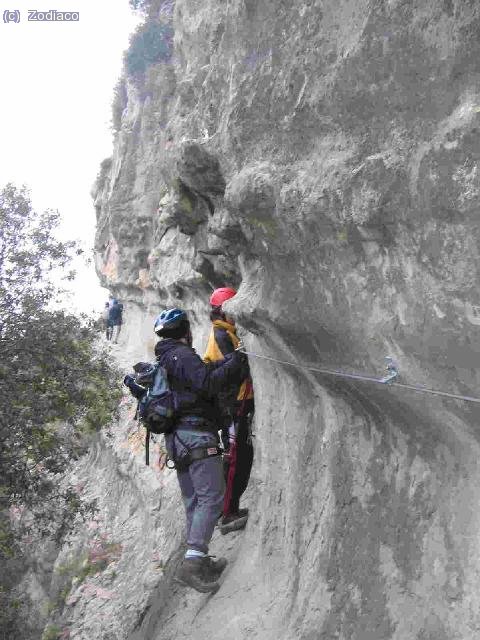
[123,374,135,388]
[224,350,250,381]
[224,350,248,365]
[123,374,147,400]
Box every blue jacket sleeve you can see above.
[214,327,235,356]
[213,328,250,381]
[174,345,245,396]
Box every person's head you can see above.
[105,302,109,307]
[209,287,236,323]
[154,308,192,345]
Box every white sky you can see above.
[0,0,140,315]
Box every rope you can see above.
[239,350,480,405]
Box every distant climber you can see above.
[106,298,124,343]
[143,308,247,593]
[203,288,255,535]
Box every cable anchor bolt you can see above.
[380,356,398,384]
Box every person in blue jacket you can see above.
[107,298,123,343]
[126,308,247,593]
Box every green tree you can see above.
[0,185,121,638]
[129,0,149,11]
[125,20,174,78]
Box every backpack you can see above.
[134,362,177,465]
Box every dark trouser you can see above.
[224,402,254,515]
[106,321,113,340]
[165,428,224,554]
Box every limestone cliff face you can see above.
[92,1,480,638]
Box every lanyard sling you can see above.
[223,378,252,516]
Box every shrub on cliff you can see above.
[0,184,121,638]
[111,78,127,133]
[129,0,174,18]
[124,20,174,79]
[129,0,149,11]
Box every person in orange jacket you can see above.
[203,287,254,534]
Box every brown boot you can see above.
[203,556,228,580]
[175,557,220,593]
[220,512,248,535]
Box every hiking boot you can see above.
[219,507,248,524]
[175,557,220,594]
[220,512,248,535]
[204,556,228,580]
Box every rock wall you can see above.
[92,1,480,638]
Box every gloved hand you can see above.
[223,350,250,382]
[224,350,248,366]
[123,374,136,388]
[123,374,148,400]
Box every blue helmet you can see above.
[154,308,189,337]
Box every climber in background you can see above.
[203,287,255,535]
[107,297,124,343]
[153,308,248,593]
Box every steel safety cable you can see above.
[239,349,480,405]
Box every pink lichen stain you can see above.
[126,428,145,455]
[88,539,123,565]
[80,583,115,600]
[101,238,119,283]
[82,584,97,598]
[66,593,78,606]
[9,505,25,522]
[95,587,115,600]
[137,268,151,290]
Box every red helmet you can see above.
[210,287,237,307]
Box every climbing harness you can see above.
[166,446,222,472]
[237,348,480,405]
[167,431,222,472]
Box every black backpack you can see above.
[134,362,176,465]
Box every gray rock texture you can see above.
[89,1,480,638]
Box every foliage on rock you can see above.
[41,624,67,640]
[129,0,174,17]
[111,79,127,133]
[129,0,149,11]
[124,19,174,79]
